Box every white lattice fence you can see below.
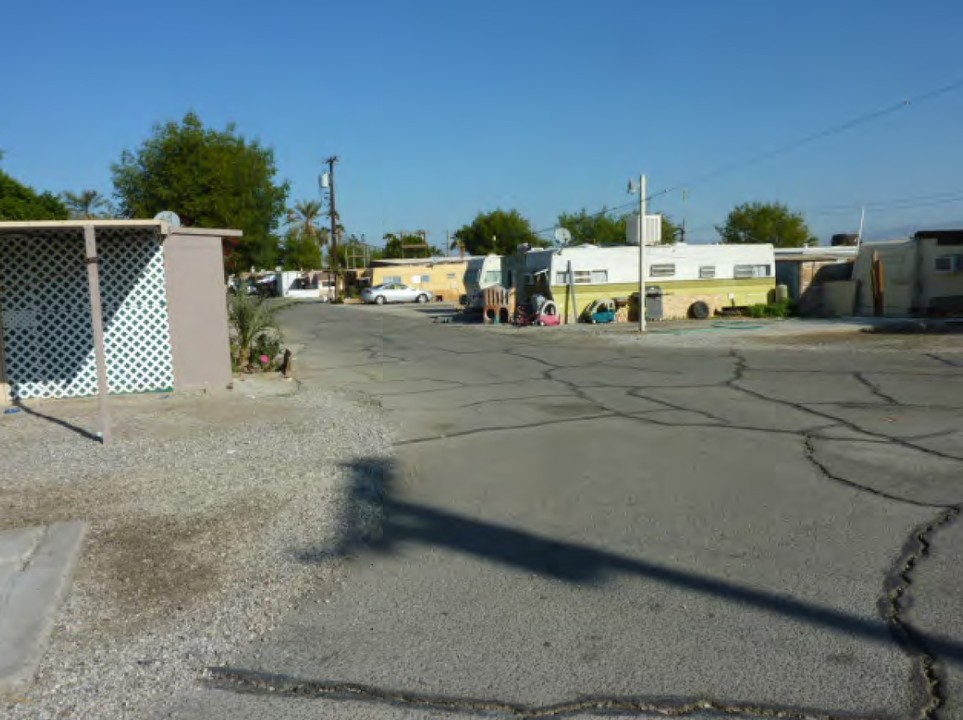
[0,229,174,400]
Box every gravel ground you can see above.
[0,377,391,719]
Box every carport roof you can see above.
[0,220,242,240]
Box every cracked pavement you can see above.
[158,304,963,720]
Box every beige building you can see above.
[852,230,963,316]
[365,257,469,302]
[0,220,238,439]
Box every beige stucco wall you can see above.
[163,233,232,391]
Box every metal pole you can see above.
[857,205,866,247]
[638,174,647,333]
[83,224,112,445]
[325,156,339,301]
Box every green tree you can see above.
[111,112,289,272]
[716,202,815,248]
[452,209,547,256]
[0,168,69,221]
[661,215,682,245]
[557,208,626,246]
[381,233,435,259]
[281,229,325,270]
[62,189,111,219]
[557,208,683,246]
[286,199,325,242]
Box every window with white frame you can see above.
[573,270,592,284]
[734,264,771,278]
[699,265,716,279]
[591,269,608,283]
[934,255,962,273]
[556,271,569,285]
[650,263,675,277]
[383,275,402,284]
[484,270,501,284]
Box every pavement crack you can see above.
[924,353,963,369]
[880,506,962,720]
[203,666,869,719]
[802,436,951,509]
[394,413,616,446]
[854,372,900,404]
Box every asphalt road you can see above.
[161,304,963,720]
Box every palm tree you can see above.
[286,200,325,241]
[62,189,110,219]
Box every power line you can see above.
[651,76,963,200]
[481,76,963,245]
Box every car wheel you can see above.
[416,294,429,303]
[375,295,386,305]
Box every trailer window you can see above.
[934,255,962,273]
[573,270,592,283]
[556,272,569,285]
[591,270,609,283]
[734,264,771,278]
[447,272,457,279]
[699,265,716,279]
[383,275,402,284]
[650,264,675,277]
[484,270,502,284]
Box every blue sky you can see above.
[2,0,963,246]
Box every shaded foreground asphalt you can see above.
[161,304,963,720]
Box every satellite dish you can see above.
[553,227,572,247]
[154,210,181,228]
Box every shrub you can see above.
[744,301,795,319]
[228,293,287,371]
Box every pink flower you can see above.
[260,354,270,364]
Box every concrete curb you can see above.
[0,521,87,696]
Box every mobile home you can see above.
[365,257,469,303]
[852,230,963,316]
[519,243,776,321]
[463,254,506,309]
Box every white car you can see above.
[361,283,431,305]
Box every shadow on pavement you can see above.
[293,456,963,666]
[11,399,103,443]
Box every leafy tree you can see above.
[716,202,815,248]
[661,215,682,245]
[0,167,69,220]
[557,208,626,246]
[111,112,289,272]
[381,232,435,259]
[452,209,547,256]
[557,208,682,246]
[281,228,325,270]
[62,189,111,219]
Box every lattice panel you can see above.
[1,230,174,400]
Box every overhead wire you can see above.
[509,75,963,243]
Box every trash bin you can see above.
[628,287,665,321]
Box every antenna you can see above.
[153,210,181,228]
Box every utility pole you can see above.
[857,205,866,248]
[639,174,647,333]
[324,155,340,300]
